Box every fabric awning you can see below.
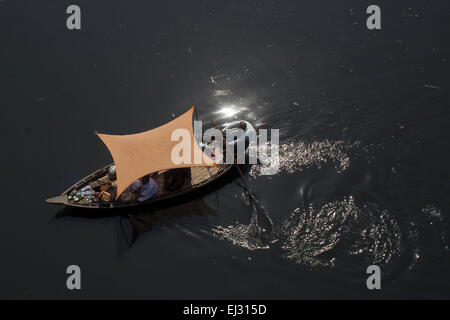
[96,106,218,198]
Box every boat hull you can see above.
[46,163,243,210]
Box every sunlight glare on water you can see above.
[216,105,243,119]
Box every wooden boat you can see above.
[46,106,253,210]
[46,164,237,209]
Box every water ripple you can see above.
[213,195,274,250]
[250,139,361,178]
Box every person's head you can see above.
[107,165,117,180]
[238,121,247,130]
[140,175,150,184]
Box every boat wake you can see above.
[249,139,362,178]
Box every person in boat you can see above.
[107,165,117,180]
[163,168,191,193]
[129,174,158,202]
[222,120,255,149]
[110,163,158,202]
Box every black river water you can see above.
[1,0,449,298]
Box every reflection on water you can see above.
[277,197,401,269]
[126,199,216,244]
[250,139,360,178]
[212,135,448,279]
[214,191,446,279]
[422,204,443,221]
[277,140,359,173]
[213,193,404,268]
[213,193,274,250]
[216,105,245,118]
[56,199,216,246]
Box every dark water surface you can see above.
[1,0,449,298]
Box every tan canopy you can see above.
[96,106,218,198]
